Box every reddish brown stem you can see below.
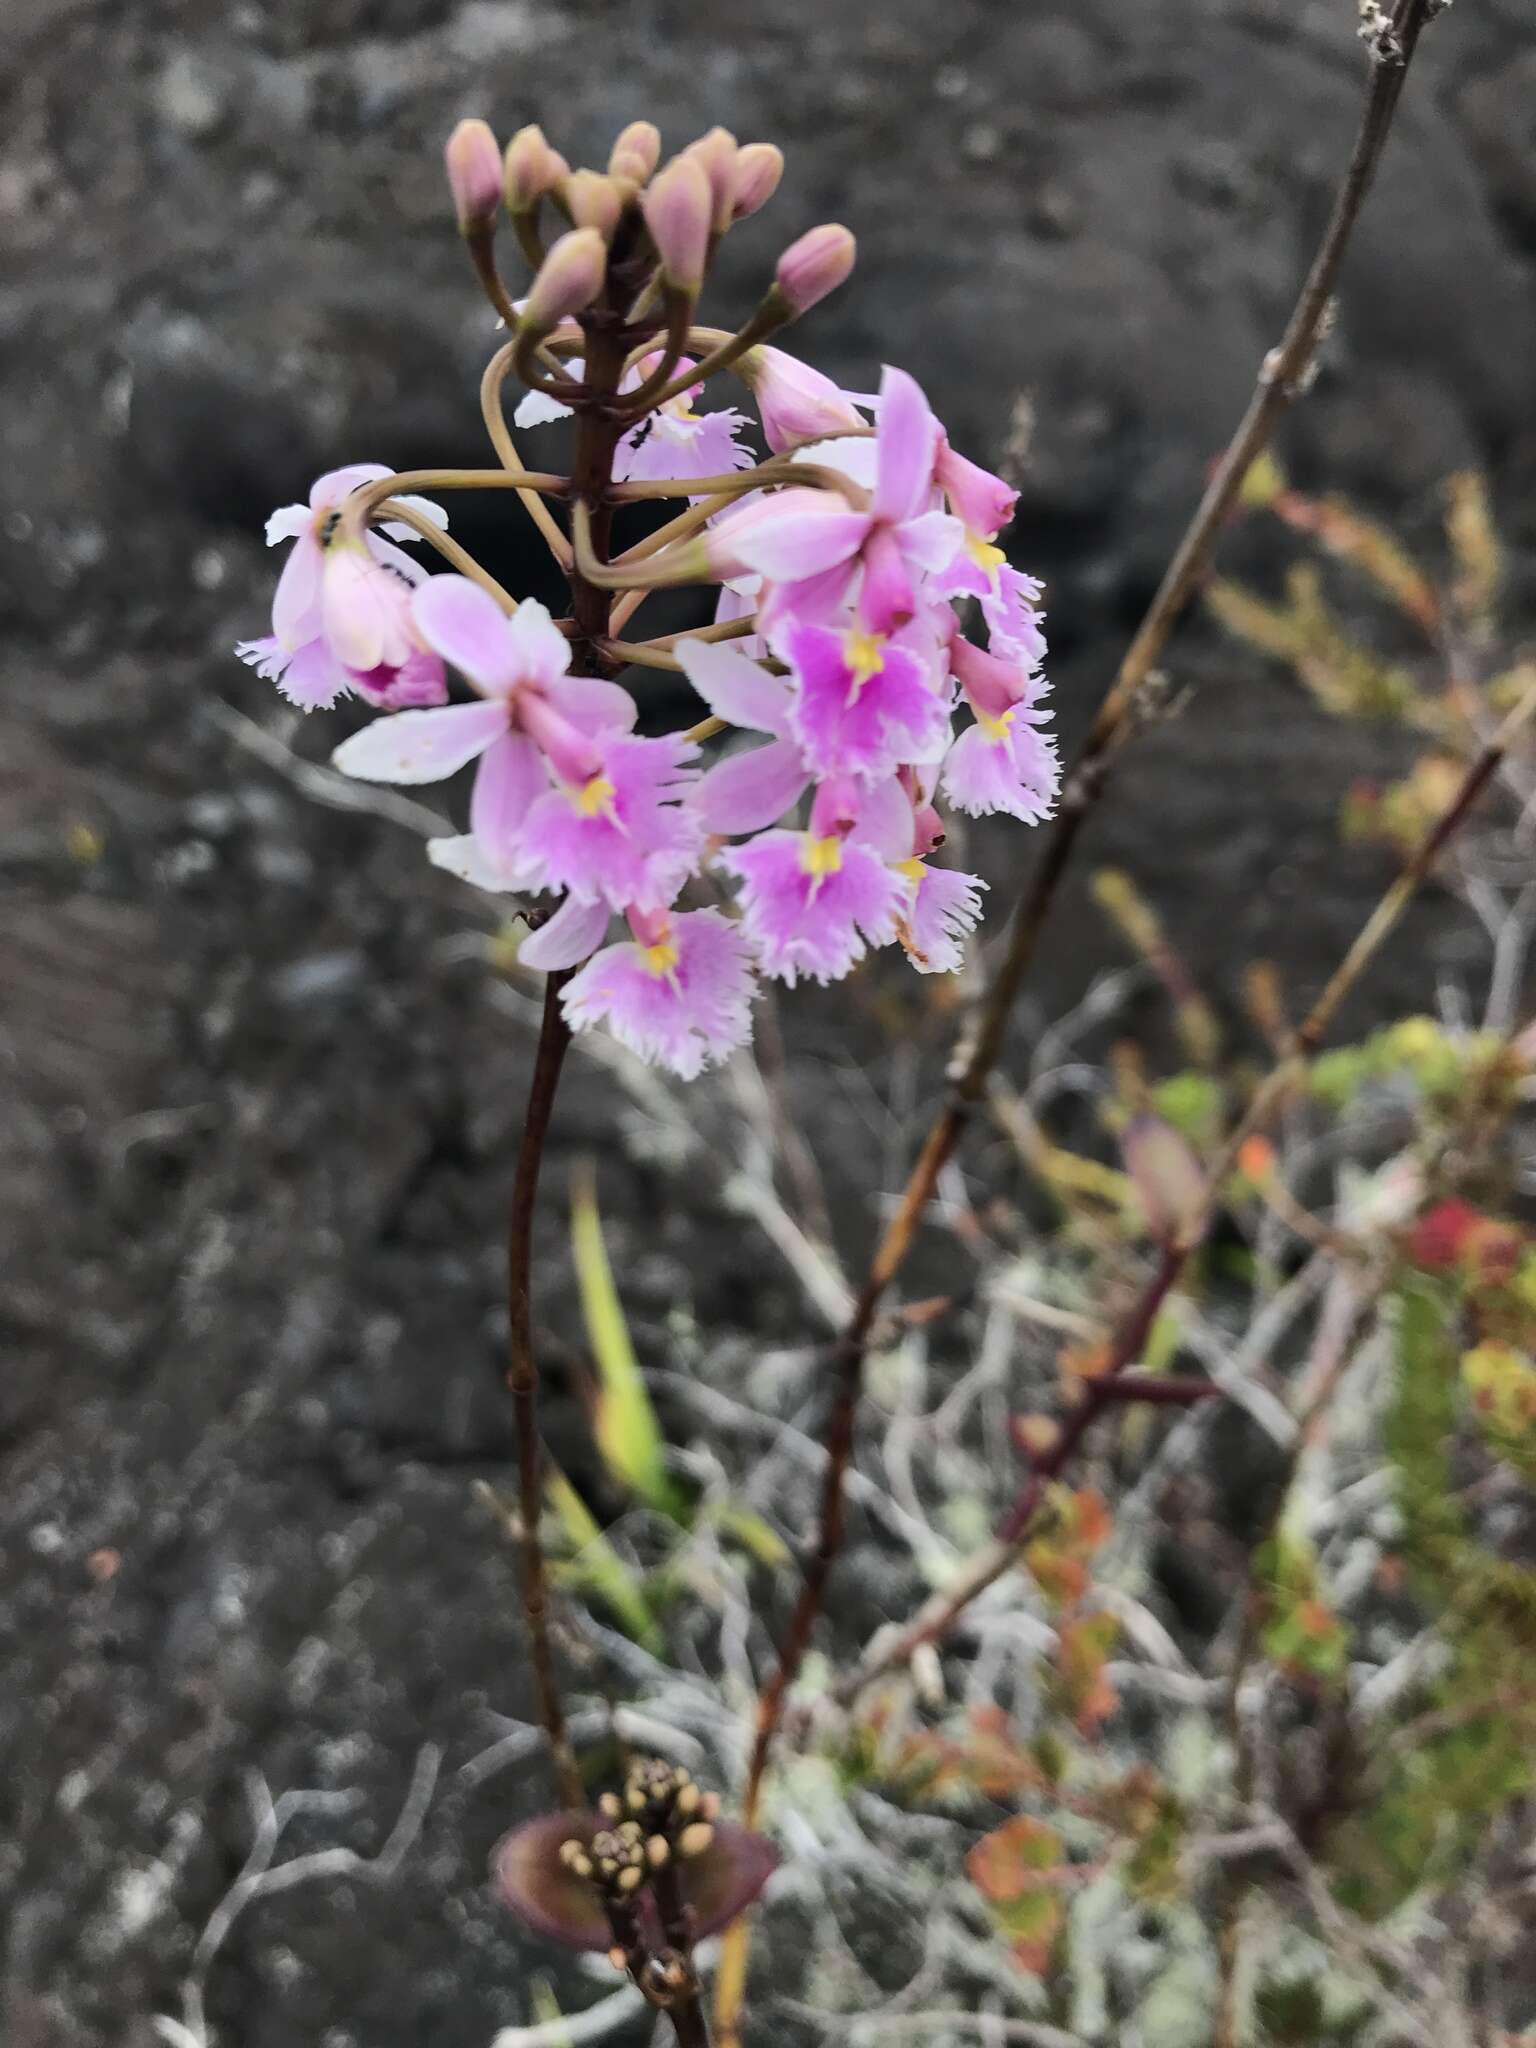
[506,971,581,1806]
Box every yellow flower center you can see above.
[977,707,1015,743]
[895,857,926,882]
[641,939,680,977]
[800,835,844,877]
[843,629,887,690]
[575,773,616,817]
[965,531,1007,573]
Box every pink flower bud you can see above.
[738,344,866,452]
[608,120,662,183]
[503,124,566,213]
[523,227,607,330]
[561,169,624,238]
[731,143,784,221]
[444,118,503,229]
[681,125,739,232]
[775,223,856,314]
[641,156,713,290]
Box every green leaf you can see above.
[545,1465,664,1655]
[569,1162,687,1521]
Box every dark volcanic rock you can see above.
[2,2,1534,2042]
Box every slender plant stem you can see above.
[713,16,1449,2035]
[371,500,522,614]
[668,1999,712,2048]
[498,261,645,1812]
[506,972,582,1808]
[613,492,742,569]
[644,615,761,649]
[480,343,576,569]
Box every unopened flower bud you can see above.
[523,227,606,330]
[681,125,739,233]
[642,155,712,290]
[677,1821,715,1860]
[617,1864,644,1894]
[445,118,503,230]
[646,1835,671,1868]
[597,1791,622,1820]
[562,169,624,239]
[609,120,661,183]
[775,224,856,313]
[1121,1113,1207,1246]
[504,123,566,214]
[731,143,784,221]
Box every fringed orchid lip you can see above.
[491,1808,778,1951]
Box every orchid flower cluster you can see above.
[237,114,1058,1080]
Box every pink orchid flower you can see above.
[612,357,756,489]
[892,792,987,975]
[773,613,951,785]
[561,904,757,1077]
[716,776,906,987]
[706,366,961,637]
[235,634,447,714]
[516,355,755,490]
[940,631,1060,825]
[332,576,696,910]
[244,463,449,708]
[849,776,988,975]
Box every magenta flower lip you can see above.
[492,1810,779,1951]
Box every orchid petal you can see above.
[412,574,521,696]
[501,597,574,692]
[873,365,938,524]
[265,504,311,546]
[677,640,792,737]
[549,674,638,734]
[427,833,521,891]
[332,700,508,784]
[714,489,870,584]
[692,739,809,835]
[471,732,548,856]
[520,894,612,971]
[271,534,323,652]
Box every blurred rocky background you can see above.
[2,1,1534,2043]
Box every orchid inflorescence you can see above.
[237,114,1059,1078]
